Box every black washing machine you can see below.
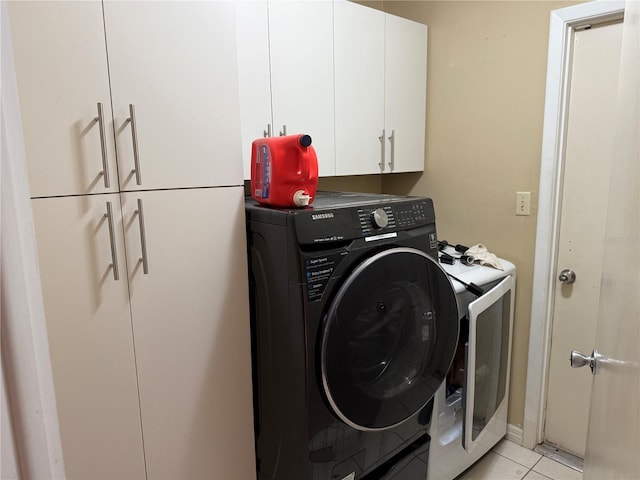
[245,191,459,480]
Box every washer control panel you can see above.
[357,201,430,236]
[290,196,435,245]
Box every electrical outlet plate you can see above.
[516,192,531,216]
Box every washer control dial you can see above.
[372,208,389,229]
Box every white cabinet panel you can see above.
[31,194,145,480]
[103,1,243,190]
[236,0,273,178]
[268,0,336,177]
[333,4,427,176]
[9,1,118,197]
[334,0,385,175]
[237,0,336,179]
[121,187,255,479]
[10,1,244,194]
[14,3,254,478]
[31,188,256,479]
[385,14,428,173]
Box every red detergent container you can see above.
[251,134,319,208]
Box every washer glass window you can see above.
[321,248,458,431]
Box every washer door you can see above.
[320,247,459,431]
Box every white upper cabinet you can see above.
[103,1,243,190]
[236,0,336,179]
[334,2,427,175]
[269,0,336,177]
[235,0,273,179]
[334,0,385,176]
[10,1,243,197]
[9,1,118,197]
[384,13,428,173]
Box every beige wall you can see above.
[318,175,382,193]
[378,0,582,428]
[246,175,382,196]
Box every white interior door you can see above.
[544,21,623,458]
[583,1,639,477]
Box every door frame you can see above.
[522,0,625,450]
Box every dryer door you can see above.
[320,247,459,431]
[463,274,514,451]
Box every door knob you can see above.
[558,268,576,284]
[570,350,597,374]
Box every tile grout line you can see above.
[489,450,531,479]
[522,464,534,480]
[491,448,544,470]
[491,448,554,480]
[528,456,546,480]
[530,456,563,480]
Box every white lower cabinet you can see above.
[121,187,255,479]
[31,187,255,479]
[31,194,146,480]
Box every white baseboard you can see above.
[506,424,524,445]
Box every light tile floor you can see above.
[458,440,583,480]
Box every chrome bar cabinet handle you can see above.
[378,129,386,172]
[104,201,119,280]
[95,102,110,188]
[135,198,149,274]
[127,104,142,185]
[388,129,395,171]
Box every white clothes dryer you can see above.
[427,252,516,479]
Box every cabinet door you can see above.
[31,194,145,480]
[236,0,273,180]
[8,1,118,197]
[103,2,243,191]
[334,1,385,176]
[121,187,255,479]
[268,0,336,176]
[385,14,427,173]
